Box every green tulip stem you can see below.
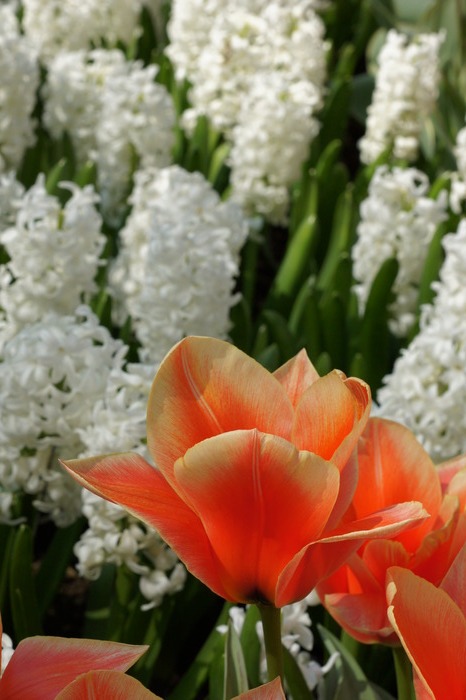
[393,645,415,700]
[257,603,284,683]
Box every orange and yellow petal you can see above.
[60,453,229,599]
[0,638,147,700]
[387,566,466,700]
[292,372,370,470]
[147,337,294,484]
[272,349,320,407]
[174,429,340,604]
[352,419,441,552]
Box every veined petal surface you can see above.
[293,372,370,470]
[174,429,340,604]
[60,453,229,599]
[387,565,466,700]
[0,637,147,700]
[273,349,320,406]
[55,670,162,699]
[147,337,294,483]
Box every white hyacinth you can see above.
[218,595,338,696]
[377,219,466,462]
[0,172,25,230]
[42,49,175,223]
[0,176,105,347]
[0,307,131,526]
[21,0,143,62]
[352,165,447,337]
[75,360,187,608]
[450,126,466,214]
[1,631,14,674]
[359,29,444,164]
[109,165,248,365]
[167,0,327,221]
[0,4,39,172]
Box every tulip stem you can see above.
[257,603,284,683]
[392,645,415,700]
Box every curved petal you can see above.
[276,502,427,607]
[273,349,320,407]
[352,418,441,552]
[387,566,466,700]
[437,453,466,492]
[235,677,286,699]
[324,591,396,645]
[292,372,371,470]
[174,430,340,604]
[147,337,294,484]
[0,638,147,700]
[440,541,466,614]
[55,670,161,699]
[60,453,229,600]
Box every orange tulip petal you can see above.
[0,637,147,700]
[387,566,466,700]
[324,591,396,644]
[277,501,427,607]
[437,453,466,492]
[352,418,441,551]
[272,349,320,407]
[55,670,161,699]
[292,372,370,470]
[60,453,229,599]
[174,430,340,604]
[440,541,466,614]
[147,337,294,483]
[235,677,286,699]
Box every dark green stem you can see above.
[392,645,415,700]
[257,603,284,683]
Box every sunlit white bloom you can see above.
[43,49,175,223]
[109,165,248,364]
[22,0,143,62]
[1,632,14,674]
[167,0,327,220]
[377,219,466,461]
[75,491,187,608]
[359,30,443,164]
[0,307,132,525]
[229,75,321,222]
[0,4,39,172]
[0,172,25,230]
[218,594,336,695]
[450,126,466,213]
[0,177,105,347]
[352,165,447,336]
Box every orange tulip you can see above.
[61,337,427,607]
[387,542,466,700]
[317,417,466,644]
[55,670,162,699]
[0,614,148,700]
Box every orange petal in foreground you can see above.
[235,677,286,699]
[0,631,147,700]
[55,670,162,699]
[387,542,466,700]
[317,418,463,644]
[61,337,425,607]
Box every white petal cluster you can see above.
[42,49,175,223]
[218,595,337,695]
[166,0,327,222]
[377,219,466,462]
[450,126,466,213]
[75,491,186,609]
[1,632,14,674]
[229,75,322,223]
[0,171,25,230]
[21,0,143,62]
[0,4,39,172]
[0,307,131,525]
[359,30,444,164]
[109,165,248,365]
[75,361,187,608]
[352,165,447,337]
[0,176,105,346]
